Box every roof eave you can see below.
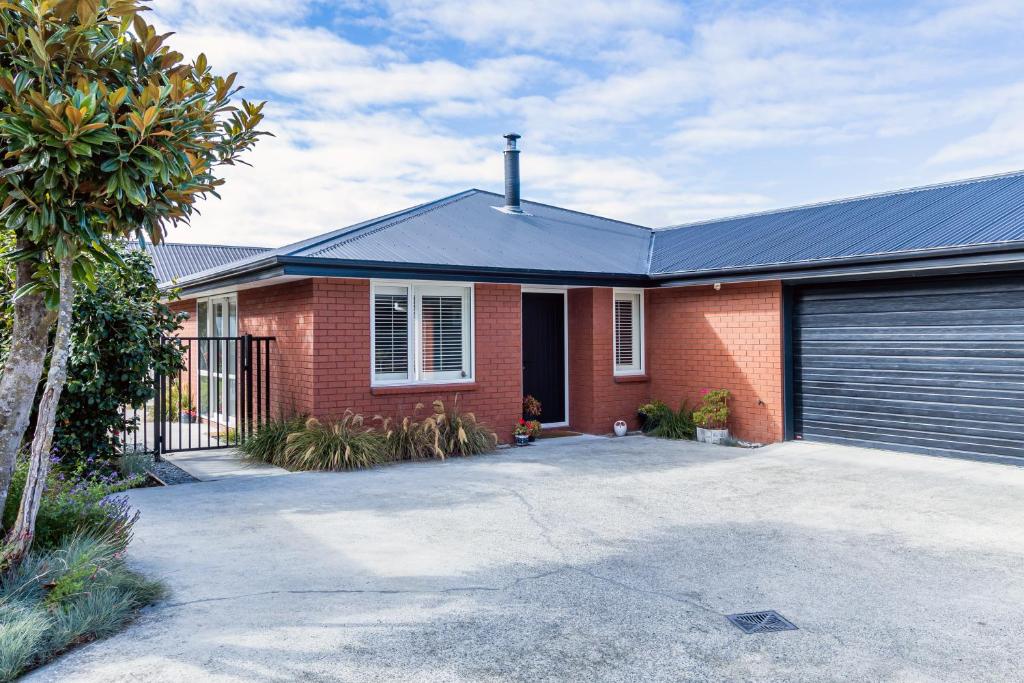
[278,256,649,286]
[166,254,650,296]
[653,242,1024,286]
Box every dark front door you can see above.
[522,293,566,424]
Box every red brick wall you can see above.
[167,299,200,414]
[169,278,785,446]
[171,279,522,442]
[168,282,318,420]
[238,280,317,417]
[567,288,653,434]
[647,281,783,444]
[310,279,522,442]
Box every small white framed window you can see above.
[613,289,644,375]
[371,281,474,385]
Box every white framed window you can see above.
[195,294,238,424]
[371,281,474,385]
[613,289,644,375]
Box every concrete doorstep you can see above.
[162,448,289,482]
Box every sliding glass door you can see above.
[197,295,238,425]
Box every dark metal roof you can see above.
[165,170,1024,293]
[650,170,1024,277]
[169,189,653,290]
[131,242,272,283]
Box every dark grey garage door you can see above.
[793,274,1024,460]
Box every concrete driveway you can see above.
[32,436,1024,682]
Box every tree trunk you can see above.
[5,256,74,559]
[0,241,57,520]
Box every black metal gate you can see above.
[120,334,274,458]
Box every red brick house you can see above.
[147,135,1024,462]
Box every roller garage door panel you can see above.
[793,275,1024,460]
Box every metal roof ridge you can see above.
[468,188,654,231]
[305,190,480,256]
[645,230,656,271]
[657,168,1024,232]
[260,189,481,260]
[165,190,483,288]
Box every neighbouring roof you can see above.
[133,242,272,283]
[651,170,1024,277]
[164,170,1024,294]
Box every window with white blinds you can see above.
[371,282,473,384]
[613,290,644,375]
[373,286,410,381]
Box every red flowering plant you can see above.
[513,418,531,436]
[526,420,542,437]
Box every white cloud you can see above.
[382,0,685,53]
[913,0,1024,38]
[266,55,556,112]
[147,0,1024,246]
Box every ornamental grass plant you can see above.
[243,397,498,472]
[0,532,163,682]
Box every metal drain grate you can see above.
[726,611,798,634]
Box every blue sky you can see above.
[151,0,1024,246]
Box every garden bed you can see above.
[241,400,499,472]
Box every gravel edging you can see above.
[147,460,199,485]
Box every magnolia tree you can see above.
[0,0,267,558]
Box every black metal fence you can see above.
[119,334,275,458]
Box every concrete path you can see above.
[162,448,289,481]
[31,437,1024,682]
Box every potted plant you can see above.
[513,419,531,446]
[526,419,542,442]
[637,400,668,433]
[693,389,730,444]
[522,395,542,421]
[168,380,196,423]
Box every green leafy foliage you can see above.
[0,0,268,298]
[637,400,670,433]
[693,389,731,430]
[51,246,185,479]
[2,458,140,552]
[638,400,695,440]
[0,532,163,681]
[0,229,12,365]
[649,404,696,440]
[165,378,195,420]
